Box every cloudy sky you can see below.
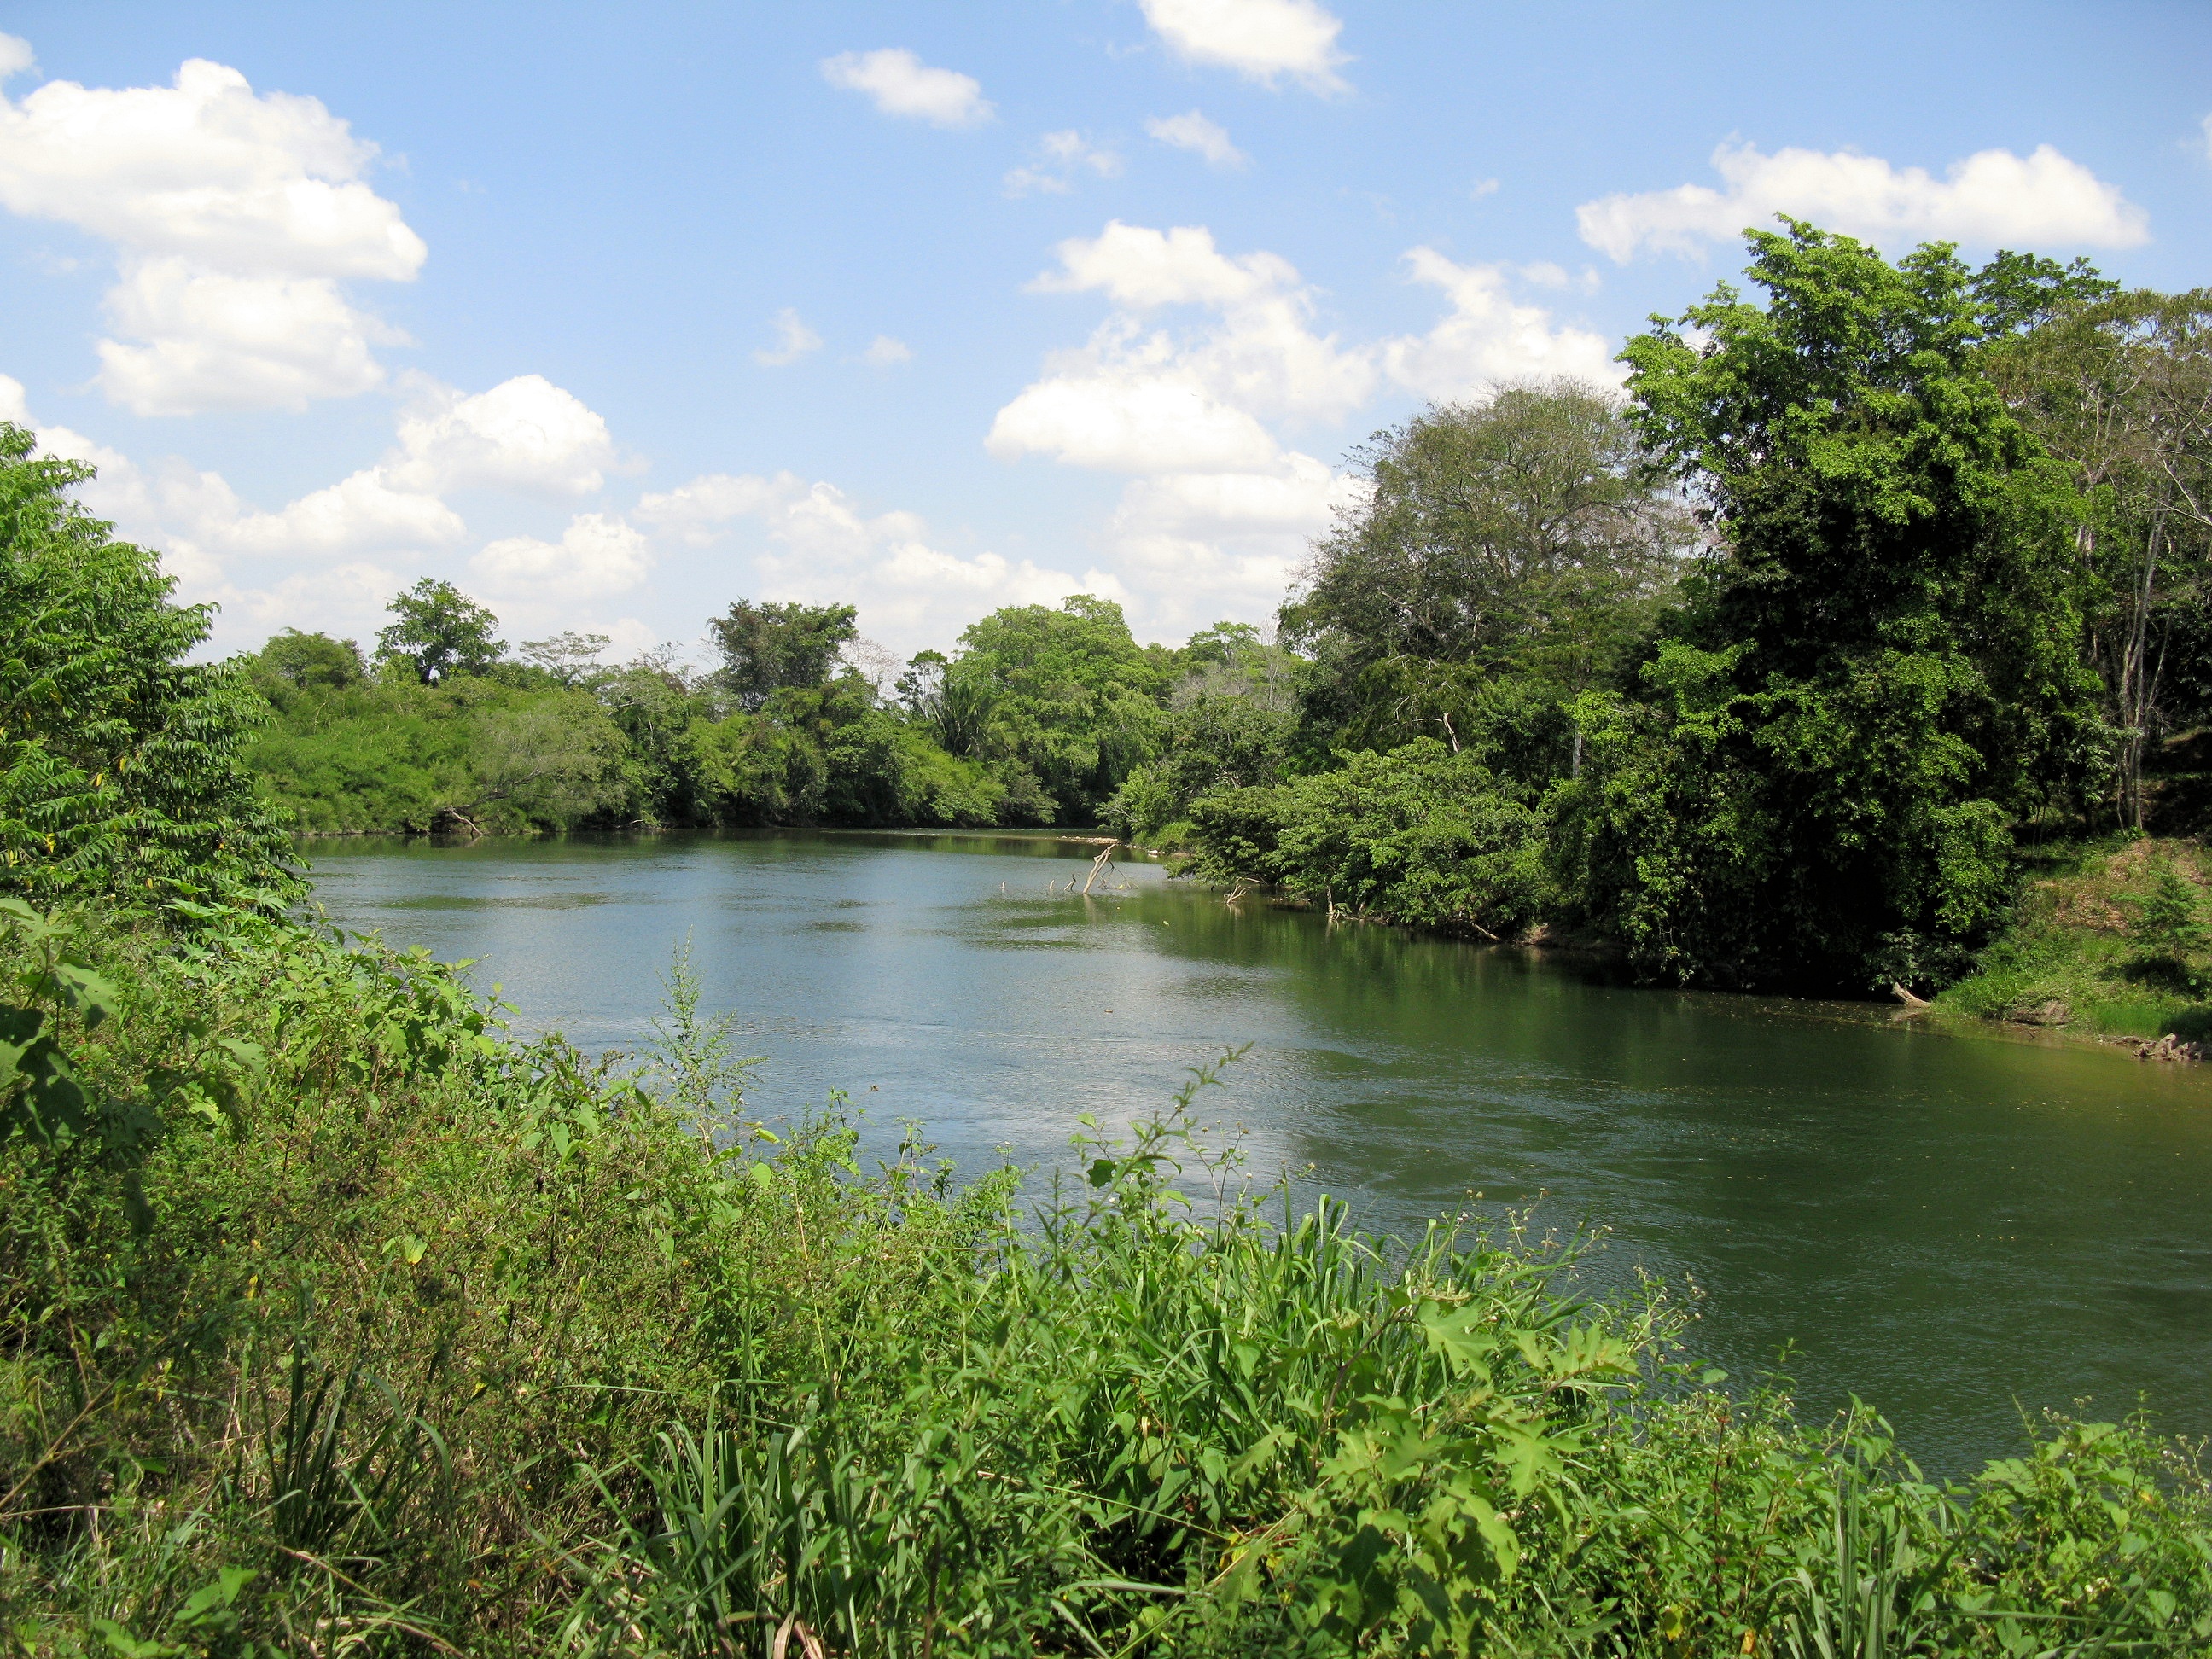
[3,1,2209,664]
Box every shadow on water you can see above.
[302,828,2212,1474]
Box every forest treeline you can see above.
[246,224,2212,996]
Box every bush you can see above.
[1189,739,1552,938]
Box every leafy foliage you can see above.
[938,595,1173,823]
[1190,739,1552,937]
[1284,381,1689,760]
[1575,224,2106,987]
[0,424,294,911]
[708,599,859,713]
[1982,286,2212,827]
[373,577,505,683]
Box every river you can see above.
[304,828,2212,1473]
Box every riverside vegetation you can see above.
[242,225,2212,1029]
[6,222,2212,1653]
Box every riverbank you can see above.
[1936,835,2212,1055]
[6,897,2208,1655]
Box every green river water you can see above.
[304,828,2212,1474]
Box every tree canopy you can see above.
[375,579,505,683]
[1284,381,1690,759]
[1572,222,2105,986]
[709,599,859,711]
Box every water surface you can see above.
[305,830,2212,1472]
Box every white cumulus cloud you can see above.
[755,307,823,367]
[1145,110,1248,169]
[861,335,913,366]
[1379,249,1619,396]
[1029,219,1298,309]
[1577,141,2150,261]
[0,34,36,81]
[991,220,1621,637]
[95,259,405,414]
[990,366,1282,473]
[1138,0,1348,94]
[389,375,616,496]
[820,49,992,129]
[214,468,464,557]
[0,51,423,413]
[473,512,651,600]
[995,222,1382,471]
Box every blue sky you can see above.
[3,0,2209,667]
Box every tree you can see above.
[457,696,627,830]
[897,648,997,759]
[1284,381,1690,760]
[709,599,858,711]
[2131,864,2209,962]
[1586,221,2103,988]
[519,630,613,687]
[946,596,1167,821]
[0,423,294,907]
[375,579,504,682]
[1982,288,2212,825]
[1186,739,1551,937]
[257,629,364,689]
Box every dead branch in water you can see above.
[1080,841,1121,895]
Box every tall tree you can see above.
[1283,380,1689,760]
[1579,222,2103,989]
[0,424,293,907]
[1982,288,2212,825]
[375,579,504,683]
[945,596,1166,821]
[709,599,859,712]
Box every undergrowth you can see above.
[2,901,2208,1656]
[1939,836,2212,1043]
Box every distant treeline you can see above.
[246,224,2211,994]
[247,585,1254,836]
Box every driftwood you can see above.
[1080,841,1121,894]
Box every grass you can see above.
[1937,835,2212,1044]
[2,901,2209,1655]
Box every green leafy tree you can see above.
[1284,381,1690,762]
[375,579,504,683]
[0,423,294,908]
[709,599,859,712]
[1982,286,2212,826]
[896,647,998,759]
[1186,738,1551,937]
[945,595,1167,821]
[519,629,614,687]
[1106,622,1301,841]
[256,629,364,690]
[1580,221,2104,988]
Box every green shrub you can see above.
[1189,739,1552,938]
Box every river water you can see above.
[304,829,2212,1473]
